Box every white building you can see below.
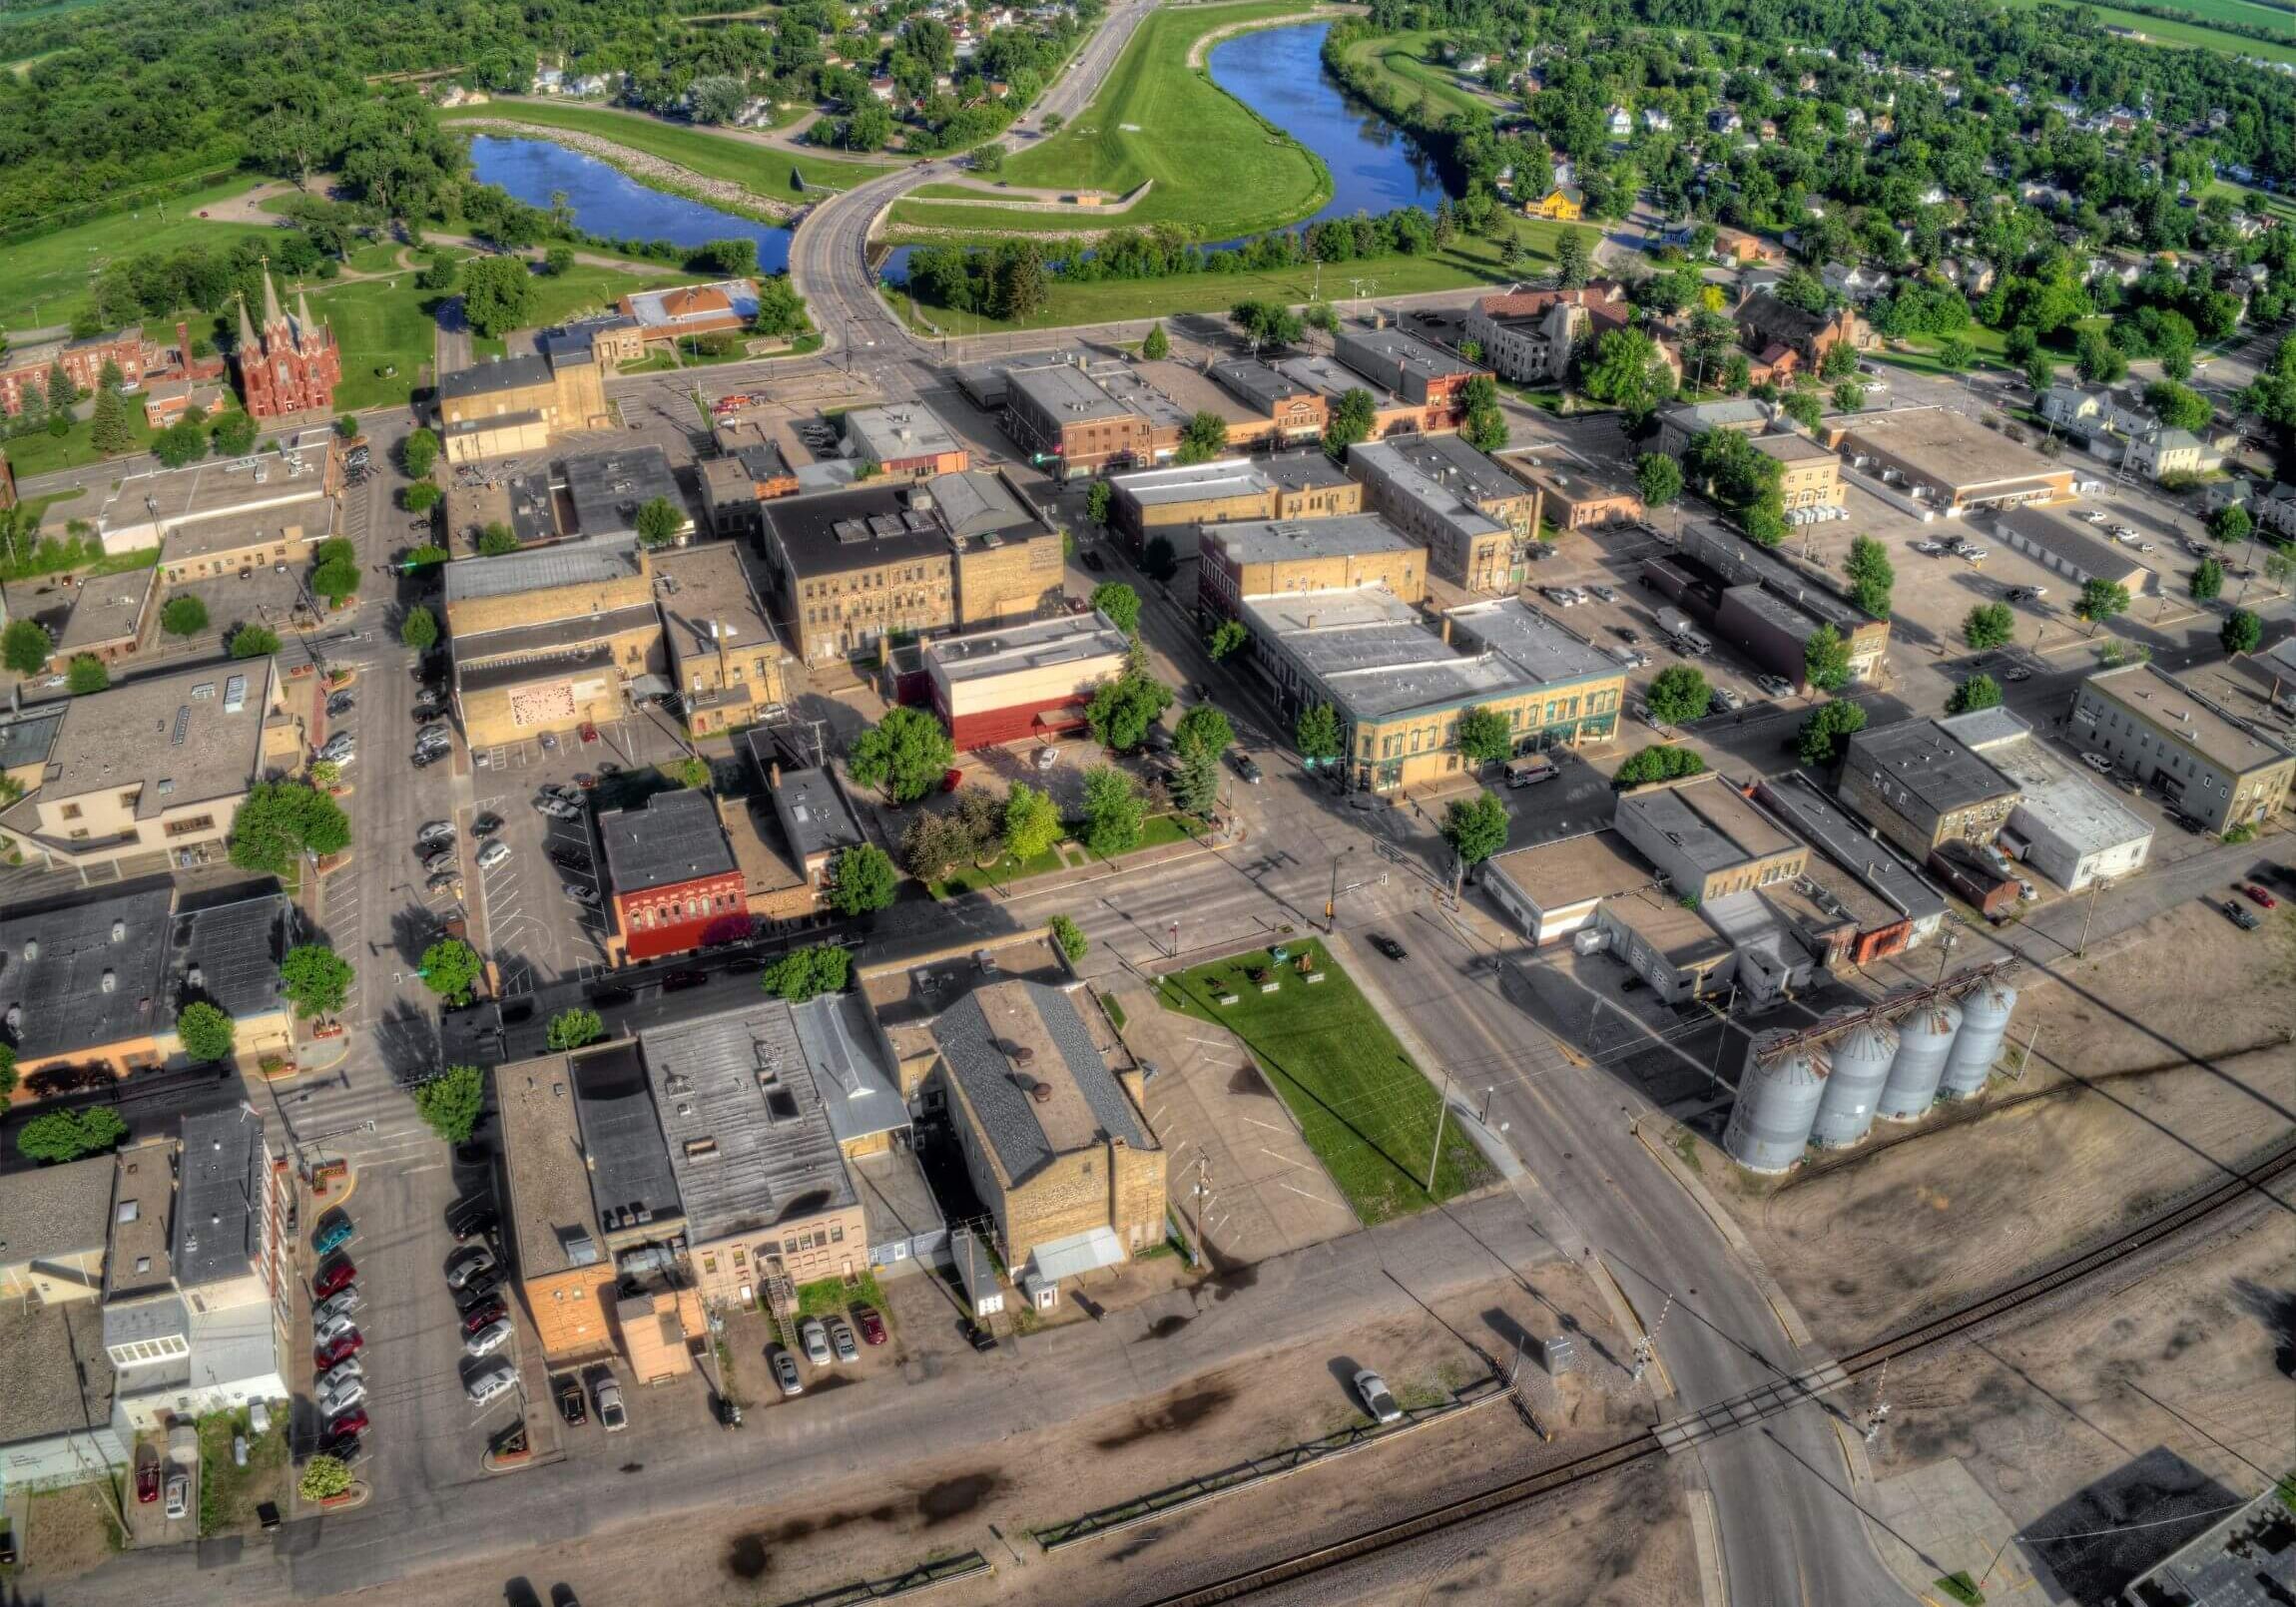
[1941,708,2153,891]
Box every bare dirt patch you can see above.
[17,1481,123,1581]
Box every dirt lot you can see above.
[1871,1201,2295,1606]
[1708,892,2296,1353]
[14,1481,124,1579]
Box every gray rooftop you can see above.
[1847,719,2021,816]
[1208,359,1314,413]
[6,658,273,819]
[1334,325,1475,385]
[1942,709,2152,858]
[1354,432,1524,505]
[2083,663,2295,775]
[652,542,780,668]
[439,354,554,402]
[57,568,155,654]
[0,1302,115,1446]
[1204,512,1422,566]
[175,1107,266,1288]
[563,447,687,542]
[597,787,737,895]
[638,999,858,1244]
[931,980,1147,1188]
[1661,398,1773,432]
[1724,582,1827,644]
[570,1040,683,1233]
[925,610,1130,687]
[1678,523,1863,632]
[453,602,661,669]
[1443,598,1619,688]
[2117,1479,2296,1607]
[1006,361,1131,421]
[0,708,63,773]
[1753,774,1947,925]
[754,752,865,862]
[0,882,177,1060]
[926,468,1043,543]
[1615,779,1798,875]
[171,891,287,1022]
[760,481,951,577]
[1993,506,2154,589]
[790,993,909,1148]
[0,1154,117,1267]
[1239,588,1526,721]
[844,403,961,464]
[1272,353,1403,406]
[443,536,644,604]
[1112,455,1350,509]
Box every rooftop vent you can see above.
[21,941,36,962]
[101,969,116,993]
[112,920,127,944]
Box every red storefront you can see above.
[598,789,750,963]
[924,612,1132,752]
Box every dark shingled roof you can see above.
[170,891,287,1022]
[439,355,554,401]
[929,980,1145,1187]
[0,1155,116,1266]
[569,1041,682,1231]
[175,1107,266,1289]
[597,787,737,896]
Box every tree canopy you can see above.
[760,942,853,1001]
[281,945,353,1019]
[229,781,350,874]
[828,843,898,915]
[1440,791,1510,867]
[848,707,955,804]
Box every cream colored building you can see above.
[652,543,794,738]
[445,540,667,748]
[1751,432,1845,508]
[436,340,612,466]
[1197,514,1427,619]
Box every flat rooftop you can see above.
[597,786,736,895]
[1486,828,1653,908]
[2117,1480,2296,1607]
[639,999,857,1245]
[1848,719,2022,815]
[1993,504,2155,588]
[1356,432,1525,506]
[569,1040,683,1235]
[1506,451,1641,502]
[1749,432,1837,465]
[1678,523,1863,632]
[56,569,152,653]
[1617,776,1800,873]
[0,1302,114,1445]
[171,890,287,1022]
[1238,587,1527,720]
[1335,324,1476,384]
[1,882,175,1060]
[1604,886,1732,968]
[1208,359,1315,413]
[98,448,326,535]
[499,1051,608,1280]
[5,658,272,816]
[175,1107,265,1288]
[751,751,865,861]
[2082,662,2295,776]
[159,495,331,563]
[1271,353,1407,408]
[452,602,661,668]
[652,542,780,670]
[1112,454,1349,509]
[1006,361,1131,421]
[1131,360,1260,425]
[925,609,1130,686]
[563,447,686,541]
[1662,398,1771,432]
[1444,598,1621,689]
[106,1141,177,1300]
[843,402,961,463]
[1832,405,2066,490]
[439,354,553,402]
[761,482,950,577]
[1942,709,2152,857]
[444,537,643,604]
[1204,512,1422,566]
[1752,774,1948,924]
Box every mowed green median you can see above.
[1160,940,1490,1224]
[892,0,1333,241]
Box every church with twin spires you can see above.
[235,264,342,420]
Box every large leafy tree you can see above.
[1081,765,1144,857]
[901,808,977,881]
[1645,665,1711,726]
[1613,746,1707,788]
[1454,706,1514,765]
[175,1002,237,1063]
[460,256,535,338]
[1175,410,1229,465]
[1322,389,1378,457]
[67,656,110,694]
[231,625,283,659]
[848,706,955,804]
[1796,698,1868,766]
[3,619,53,675]
[760,943,852,1001]
[828,843,898,915]
[1296,701,1343,766]
[635,496,685,547]
[1089,582,1142,634]
[2221,609,2263,656]
[546,1008,605,1051]
[418,938,481,1003]
[18,1106,129,1164]
[281,945,353,1019]
[2076,579,2130,633]
[160,595,210,638]
[1003,783,1064,862]
[1845,536,1895,619]
[1086,671,1173,752]
[1440,790,1510,866]
[401,605,439,650]
[414,1065,485,1143]
[1963,603,2015,652]
[1579,327,1676,427]
[1207,619,1249,660]
[229,781,350,874]
[1635,453,1683,507]
[1946,674,2003,714]
[1804,624,1854,692]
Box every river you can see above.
[465,135,793,275]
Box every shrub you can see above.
[760,943,852,1001]
[17,1106,129,1163]
[546,1008,604,1051]
[1049,913,1088,963]
[298,1455,354,1502]
[175,1001,237,1064]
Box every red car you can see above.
[137,1462,161,1504]
[314,1332,363,1368]
[461,1298,508,1337]
[312,1257,357,1298]
[2239,882,2279,909]
[854,1306,887,1346]
[326,1406,369,1438]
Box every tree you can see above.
[211,410,258,458]
[1296,701,1343,766]
[2221,608,2263,656]
[1796,698,1868,766]
[229,780,349,873]
[419,938,482,1003]
[1845,536,1895,619]
[1781,389,1823,431]
[1580,328,1677,427]
[401,605,439,650]
[1820,341,1859,382]
[2075,328,2126,384]
[1168,739,1222,815]
[231,625,283,659]
[174,1001,237,1064]
[1937,336,1977,371]
[546,1008,605,1051]
[828,843,898,915]
[1208,619,1249,660]
[281,945,353,1020]
[298,1456,355,1503]
[1964,601,2016,651]
[413,1065,485,1144]
[1141,322,1169,360]
[1454,705,1514,766]
[90,386,138,455]
[159,595,210,638]
[1804,624,1853,691]
[1635,453,1683,507]
[1231,299,1304,349]
[477,524,519,556]
[665,755,713,791]
[311,547,359,607]
[2208,504,2253,545]
[1440,790,1509,867]
[1140,536,1178,582]
[460,256,535,338]
[1832,379,1866,413]
[2076,578,2130,633]
[2142,379,2212,433]
[1048,913,1088,963]
[0,1046,14,1104]
[1462,400,1510,454]
[402,481,441,513]
[2191,558,2224,602]
[760,942,852,1001]
[1613,745,1707,788]
[1004,783,1063,861]
[1089,582,1142,634]
[66,656,110,694]
[901,808,977,881]
[1322,388,1378,456]
[17,1106,129,1164]
[1646,664,1711,725]
[2022,351,2056,395]
[848,707,956,804]
[1081,765,1145,856]
[1085,480,1113,526]
[1176,410,1228,465]
[402,428,440,479]
[1947,674,2003,714]
[1552,229,1589,288]
[1086,672,1173,753]
[634,496,685,548]
[4,617,54,675]
[543,243,576,277]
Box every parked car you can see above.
[470,810,502,837]
[2239,882,2279,909]
[2225,899,2263,930]
[1353,1368,1403,1425]
[1710,688,1744,714]
[661,968,709,992]
[771,1347,804,1397]
[326,693,355,717]
[535,798,581,820]
[2007,585,2048,603]
[316,733,355,762]
[426,870,464,894]
[312,1288,362,1327]
[594,1375,628,1430]
[2003,666,2031,683]
[1613,627,1641,645]
[314,1332,363,1368]
[311,1213,355,1255]
[465,1320,514,1359]
[543,784,583,804]
[410,749,442,770]
[313,1313,358,1346]
[317,1356,364,1389]
[1232,754,1263,785]
[1588,585,1619,603]
[563,882,601,907]
[959,1320,998,1353]
[1368,932,1408,961]
[1081,550,1106,572]
[801,1318,833,1366]
[416,820,456,848]
[546,844,590,871]
[461,1297,508,1336]
[2080,752,2113,774]
[326,1407,369,1439]
[829,1319,860,1364]
[1754,674,1794,699]
[137,1462,161,1504]
[476,840,512,870]
[313,1431,362,1467]
[2169,809,2206,834]
[446,1199,497,1242]
[555,1374,590,1425]
[455,1271,504,1313]
[1913,540,1946,556]
[422,850,459,877]
[165,1473,191,1520]
[446,1246,496,1290]
[312,1257,357,1298]
[465,1358,519,1407]
[854,1306,887,1346]
[315,1376,366,1418]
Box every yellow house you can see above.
[1528,185,1584,222]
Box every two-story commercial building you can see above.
[436,341,612,465]
[1197,514,1426,619]
[651,543,791,738]
[2068,663,2294,833]
[1840,718,2021,859]
[699,441,802,541]
[598,788,749,963]
[1332,325,1479,427]
[924,611,1132,749]
[1941,707,2153,891]
[1206,360,1330,446]
[842,404,969,479]
[1107,455,1360,558]
[1346,435,1539,595]
[445,539,667,749]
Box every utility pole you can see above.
[1189,1155,1209,1270]
[2011,1016,2040,1081]
[1326,844,1355,931]
[1425,1071,1452,1195]
[2077,876,2108,956]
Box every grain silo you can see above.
[1810,1017,1896,1148]
[1722,1031,1828,1173]
[1878,998,1961,1121]
[1939,977,2017,1100]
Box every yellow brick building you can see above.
[1198,513,1427,619]
[652,543,794,737]
[436,337,613,466]
[445,540,667,749]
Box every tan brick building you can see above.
[1840,719,2021,859]
[436,338,612,466]
[1506,458,1645,529]
[1750,432,1845,509]
[925,979,1164,1310]
[1346,435,1540,594]
[1108,455,1361,558]
[445,540,667,748]
[1197,513,1427,619]
[652,543,793,737]
[497,1052,623,1362]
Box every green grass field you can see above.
[1159,940,1490,1224]
[440,102,904,200]
[0,180,277,332]
[1997,0,2296,59]
[1339,30,1495,123]
[892,0,1333,242]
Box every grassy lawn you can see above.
[793,1270,888,1319]
[0,404,164,476]
[1996,0,2296,57]
[929,810,1204,894]
[0,179,279,332]
[299,278,444,409]
[1339,29,1494,123]
[1159,939,1491,1223]
[197,1407,287,1536]
[895,0,1334,242]
[441,102,903,201]
[898,219,1584,335]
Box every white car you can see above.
[312,1289,363,1326]
[318,1355,364,1387]
[1959,548,1989,564]
[476,840,512,870]
[465,1319,514,1358]
[316,1376,366,1418]
[2082,510,2109,524]
[2080,752,2113,774]
[466,1357,519,1406]
[801,1318,833,1366]
[314,1313,358,1345]
[165,1472,191,1520]
[1353,1368,1404,1425]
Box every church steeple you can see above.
[295,288,315,346]
[261,259,286,337]
[238,292,260,356]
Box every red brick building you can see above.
[598,788,749,963]
[235,267,341,420]
[0,330,148,415]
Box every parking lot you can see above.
[471,783,613,999]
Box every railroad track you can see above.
[1137,1139,2296,1607]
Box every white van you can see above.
[1676,629,1714,658]
[1504,754,1559,788]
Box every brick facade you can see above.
[235,268,340,421]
